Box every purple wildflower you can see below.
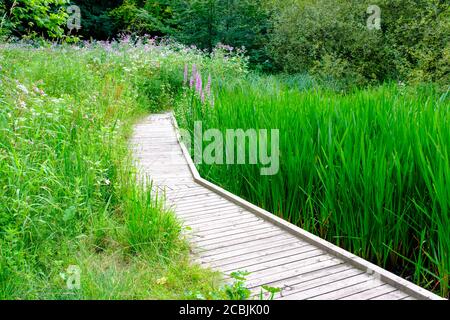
[195,72,202,96]
[189,76,194,89]
[201,91,205,104]
[206,74,212,96]
[192,64,197,78]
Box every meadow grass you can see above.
[0,43,235,299]
[175,75,450,298]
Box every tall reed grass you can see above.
[176,77,450,297]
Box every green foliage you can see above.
[71,0,122,40]
[109,0,175,36]
[176,73,450,298]
[269,0,449,87]
[0,41,236,299]
[109,0,271,68]
[1,0,70,39]
[223,271,252,300]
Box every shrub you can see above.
[269,0,449,87]
[1,0,71,40]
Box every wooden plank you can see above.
[191,217,268,235]
[170,193,226,204]
[340,283,398,300]
[198,237,300,264]
[183,212,256,228]
[196,225,281,247]
[175,202,238,215]
[277,273,373,300]
[245,258,345,289]
[308,278,385,300]
[174,199,232,210]
[187,217,264,235]
[401,296,417,300]
[370,290,410,300]
[269,263,353,291]
[196,234,296,257]
[194,223,279,243]
[254,264,353,298]
[243,254,335,281]
[270,267,363,299]
[196,229,287,251]
[183,211,257,227]
[179,207,244,220]
[207,242,314,269]
[222,248,325,274]
[183,214,261,230]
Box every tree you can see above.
[71,0,123,40]
[172,0,271,67]
[1,0,71,39]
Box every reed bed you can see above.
[176,78,450,297]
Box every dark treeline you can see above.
[1,0,448,86]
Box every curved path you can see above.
[131,113,443,300]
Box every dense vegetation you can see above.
[175,75,449,297]
[0,0,448,300]
[1,1,448,86]
[0,40,253,299]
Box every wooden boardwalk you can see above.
[131,113,443,300]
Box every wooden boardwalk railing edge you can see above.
[169,113,444,301]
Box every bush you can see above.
[269,0,449,88]
[1,0,71,40]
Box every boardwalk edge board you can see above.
[169,113,444,301]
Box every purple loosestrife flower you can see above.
[206,74,212,97]
[195,72,202,96]
[192,64,197,78]
[201,91,205,104]
[189,76,194,89]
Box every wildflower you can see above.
[192,64,197,78]
[16,83,29,95]
[189,76,194,89]
[18,100,27,109]
[195,72,202,96]
[206,74,212,96]
[201,91,205,104]
[104,178,111,186]
[32,85,46,96]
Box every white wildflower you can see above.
[17,83,29,95]
[18,100,27,109]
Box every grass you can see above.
[175,73,450,298]
[0,42,236,299]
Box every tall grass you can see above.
[176,76,450,297]
[0,41,234,299]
